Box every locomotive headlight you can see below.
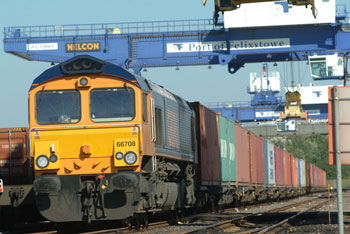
[79,77,89,86]
[124,152,137,165]
[115,152,123,160]
[36,155,49,169]
[49,154,58,163]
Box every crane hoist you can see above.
[280,90,308,120]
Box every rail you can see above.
[3,19,222,39]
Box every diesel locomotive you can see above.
[29,55,197,223]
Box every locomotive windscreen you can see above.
[90,87,135,122]
[35,90,81,125]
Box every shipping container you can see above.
[291,156,298,187]
[248,132,257,184]
[283,152,292,186]
[299,159,306,187]
[235,125,250,183]
[218,115,237,183]
[249,132,264,185]
[307,162,313,186]
[190,102,221,186]
[316,167,319,185]
[298,158,301,186]
[0,127,32,185]
[313,165,317,186]
[290,156,295,187]
[318,168,323,186]
[263,140,276,185]
[274,146,284,186]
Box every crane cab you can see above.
[308,54,344,80]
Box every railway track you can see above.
[5,192,334,234]
[167,193,335,234]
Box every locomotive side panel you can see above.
[150,82,195,161]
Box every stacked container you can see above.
[218,115,237,184]
[263,140,276,186]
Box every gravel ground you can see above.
[233,193,320,214]
[318,191,350,212]
[131,192,329,234]
[131,191,350,234]
[289,190,350,234]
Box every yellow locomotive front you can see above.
[29,56,151,222]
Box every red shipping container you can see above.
[235,125,250,183]
[253,135,265,184]
[296,158,299,187]
[309,163,314,186]
[190,102,221,186]
[306,162,312,186]
[249,132,257,184]
[274,146,284,186]
[283,152,292,186]
[291,156,298,187]
[313,165,317,185]
[250,133,264,185]
[319,169,323,186]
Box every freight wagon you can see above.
[191,102,326,208]
[0,128,35,226]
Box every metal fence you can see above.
[4,19,222,39]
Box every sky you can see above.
[0,0,349,127]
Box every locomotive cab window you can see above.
[90,87,135,122]
[142,93,148,122]
[35,90,81,125]
[155,107,163,146]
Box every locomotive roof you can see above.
[30,55,150,91]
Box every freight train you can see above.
[0,55,326,227]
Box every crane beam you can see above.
[3,17,350,74]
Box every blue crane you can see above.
[3,4,350,76]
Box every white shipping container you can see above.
[264,140,276,186]
[224,0,335,29]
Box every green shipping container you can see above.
[219,115,237,183]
